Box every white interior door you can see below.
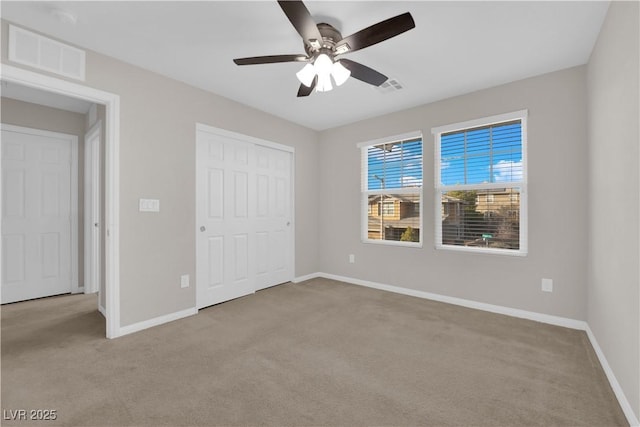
[84,123,100,294]
[254,145,292,291]
[196,130,255,308]
[196,126,293,309]
[2,125,78,304]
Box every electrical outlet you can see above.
[349,254,355,264]
[180,274,189,288]
[541,278,553,293]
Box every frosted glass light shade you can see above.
[332,61,351,86]
[314,54,334,92]
[296,63,315,87]
[316,72,333,92]
[295,54,350,93]
[314,54,333,76]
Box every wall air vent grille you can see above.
[8,25,86,81]
[376,78,403,94]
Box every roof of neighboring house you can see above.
[442,194,465,203]
[368,215,421,229]
[477,188,519,195]
[368,194,417,204]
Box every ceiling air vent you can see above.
[8,25,86,81]
[375,78,403,94]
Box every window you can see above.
[432,111,527,255]
[359,132,423,246]
[380,202,395,215]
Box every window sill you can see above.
[436,243,527,257]
[363,239,423,249]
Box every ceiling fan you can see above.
[233,1,415,97]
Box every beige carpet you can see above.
[1,278,627,426]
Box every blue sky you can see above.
[441,122,522,186]
[367,139,422,190]
[366,122,522,190]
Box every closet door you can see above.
[254,145,292,291]
[196,127,293,309]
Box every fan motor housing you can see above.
[305,23,343,56]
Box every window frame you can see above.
[431,110,528,256]
[358,131,424,248]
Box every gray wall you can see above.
[318,66,589,321]
[587,0,640,419]
[1,20,320,327]
[1,97,87,287]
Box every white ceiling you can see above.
[1,1,609,131]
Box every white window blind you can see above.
[360,132,423,246]
[432,111,527,255]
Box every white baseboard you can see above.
[586,325,640,426]
[299,272,638,426]
[292,272,322,283]
[118,307,197,337]
[98,304,106,318]
[316,272,587,330]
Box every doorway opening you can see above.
[1,64,120,338]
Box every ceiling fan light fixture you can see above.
[332,60,351,86]
[316,72,333,92]
[233,2,415,98]
[314,53,334,92]
[296,63,316,87]
[314,54,333,76]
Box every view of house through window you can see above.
[433,111,527,254]
[361,134,423,245]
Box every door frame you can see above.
[194,123,295,308]
[84,121,101,296]
[1,64,121,338]
[1,123,80,296]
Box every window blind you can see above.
[361,136,423,245]
[434,112,527,255]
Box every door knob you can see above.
[94,223,99,228]
[200,226,206,232]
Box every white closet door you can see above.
[196,127,292,309]
[2,126,75,304]
[254,145,292,290]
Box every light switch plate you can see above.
[139,198,160,212]
[542,278,553,293]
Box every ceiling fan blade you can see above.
[297,75,317,97]
[339,59,388,86]
[336,12,415,54]
[278,0,323,45]
[233,54,309,66]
